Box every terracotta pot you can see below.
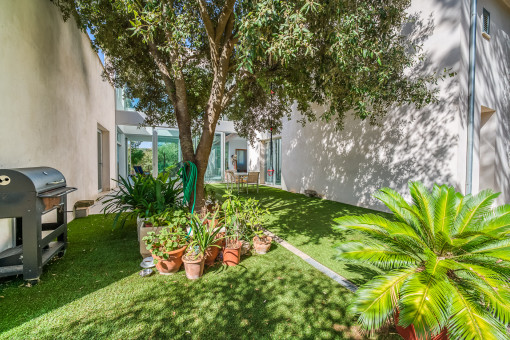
[206,218,220,229]
[253,236,272,254]
[395,311,448,340]
[151,246,187,275]
[223,241,241,266]
[183,255,205,279]
[204,240,223,266]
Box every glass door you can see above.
[265,139,281,185]
[236,149,247,172]
[97,129,103,191]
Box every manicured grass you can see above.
[0,214,387,339]
[210,184,391,285]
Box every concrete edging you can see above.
[262,228,357,292]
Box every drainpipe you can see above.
[152,127,158,178]
[466,0,478,194]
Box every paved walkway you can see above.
[262,228,357,292]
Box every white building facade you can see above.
[248,0,510,210]
[0,0,117,213]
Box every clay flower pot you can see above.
[253,236,272,254]
[395,311,449,340]
[183,255,205,279]
[204,239,223,266]
[223,241,242,266]
[151,246,187,275]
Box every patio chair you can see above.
[225,170,244,192]
[133,165,150,176]
[244,172,259,193]
[224,170,234,190]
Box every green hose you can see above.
[178,161,197,214]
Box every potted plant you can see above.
[100,168,183,229]
[201,208,225,266]
[182,213,224,279]
[143,213,188,274]
[204,184,220,213]
[335,182,510,339]
[243,197,272,254]
[221,192,247,266]
[252,232,272,255]
[138,209,188,258]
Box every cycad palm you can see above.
[336,182,510,339]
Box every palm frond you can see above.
[374,188,422,234]
[453,189,499,234]
[433,184,457,237]
[336,242,418,269]
[336,214,427,258]
[408,182,436,248]
[455,255,510,279]
[336,214,426,246]
[350,268,416,331]
[453,265,510,325]
[398,252,452,337]
[468,238,510,260]
[448,283,509,340]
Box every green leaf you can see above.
[350,268,416,331]
[448,284,509,340]
[398,265,451,337]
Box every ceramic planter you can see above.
[223,241,241,266]
[253,236,272,254]
[395,311,449,340]
[139,224,164,258]
[183,255,205,279]
[151,246,187,275]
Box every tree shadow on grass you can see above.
[0,214,141,333]
[1,246,383,339]
[211,184,389,248]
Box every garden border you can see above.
[262,228,357,292]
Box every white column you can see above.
[152,127,158,177]
[220,132,225,181]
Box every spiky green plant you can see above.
[336,182,510,339]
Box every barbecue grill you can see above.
[0,167,76,281]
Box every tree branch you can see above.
[197,0,215,42]
[215,0,236,44]
[147,42,177,104]
[221,82,237,111]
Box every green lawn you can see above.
[210,184,390,285]
[0,214,387,339]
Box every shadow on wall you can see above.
[282,4,463,211]
[474,4,510,204]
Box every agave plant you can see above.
[336,182,510,339]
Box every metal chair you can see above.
[224,170,235,190]
[245,172,259,193]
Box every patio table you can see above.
[232,172,248,192]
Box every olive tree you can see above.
[52,0,442,208]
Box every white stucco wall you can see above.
[469,0,510,204]
[252,0,465,210]
[0,0,116,217]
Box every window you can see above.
[482,8,490,35]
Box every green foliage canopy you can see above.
[52,0,441,142]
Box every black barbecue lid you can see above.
[0,167,66,193]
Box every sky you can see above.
[86,29,105,65]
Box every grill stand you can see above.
[0,193,68,282]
